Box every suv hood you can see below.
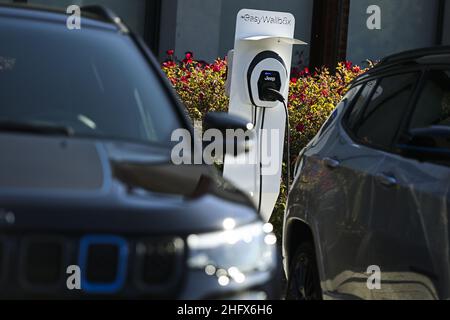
[0,133,257,234]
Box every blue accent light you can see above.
[78,235,128,294]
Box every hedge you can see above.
[162,50,370,237]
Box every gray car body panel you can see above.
[283,55,450,299]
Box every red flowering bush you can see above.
[162,51,371,234]
[287,61,369,165]
[162,51,229,120]
[270,61,370,233]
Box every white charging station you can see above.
[223,9,306,221]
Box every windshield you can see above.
[0,15,182,145]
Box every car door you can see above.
[340,70,445,300]
[374,68,450,300]
[311,71,423,299]
[294,80,382,299]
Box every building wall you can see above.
[158,0,177,58]
[173,0,223,62]
[27,0,147,36]
[5,0,448,64]
[347,0,439,64]
[163,0,313,64]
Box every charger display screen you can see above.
[258,70,282,101]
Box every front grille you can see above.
[136,238,184,287]
[86,244,120,284]
[21,237,65,288]
[0,234,185,298]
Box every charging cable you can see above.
[257,107,266,214]
[263,88,291,195]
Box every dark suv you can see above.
[0,4,279,299]
[283,46,450,300]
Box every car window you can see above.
[311,85,361,143]
[341,85,362,109]
[409,70,450,130]
[0,18,182,145]
[320,84,360,131]
[354,73,419,149]
[345,80,377,129]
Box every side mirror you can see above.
[396,126,450,163]
[203,112,255,157]
[204,112,250,132]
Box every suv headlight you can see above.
[187,220,277,285]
